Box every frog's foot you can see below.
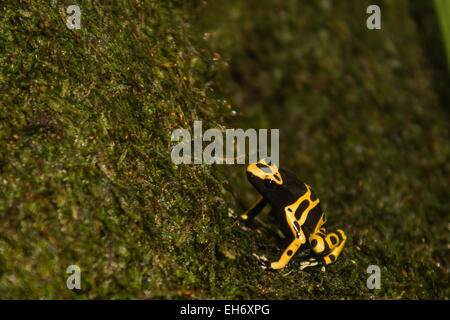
[238,214,257,231]
[238,197,267,231]
[299,257,324,270]
[252,253,274,271]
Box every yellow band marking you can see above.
[284,184,320,240]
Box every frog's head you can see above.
[246,158,283,195]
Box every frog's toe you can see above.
[238,216,257,230]
[252,253,268,261]
[253,253,274,271]
[259,260,274,271]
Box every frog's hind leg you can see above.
[260,237,302,270]
[239,196,267,229]
[300,229,347,270]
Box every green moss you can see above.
[0,0,232,299]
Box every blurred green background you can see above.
[0,0,448,299]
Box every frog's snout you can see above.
[246,169,262,192]
[246,163,261,180]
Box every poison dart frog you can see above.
[240,158,347,271]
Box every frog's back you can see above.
[278,168,308,198]
[279,168,324,235]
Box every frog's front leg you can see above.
[239,196,267,230]
[260,237,303,270]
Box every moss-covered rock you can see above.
[0,0,235,299]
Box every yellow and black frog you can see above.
[240,158,347,271]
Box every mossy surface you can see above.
[0,0,448,299]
